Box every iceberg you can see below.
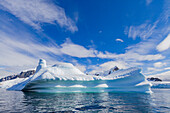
[6,59,151,93]
[150,81,170,88]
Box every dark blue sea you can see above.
[0,89,170,112]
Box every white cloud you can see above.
[146,66,170,75]
[0,0,78,32]
[60,38,96,58]
[126,38,160,55]
[156,34,170,52]
[147,66,170,72]
[116,38,124,42]
[165,67,170,70]
[123,52,165,61]
[154,62,166,68]
[97,51,165,61]
[147,67,159,71]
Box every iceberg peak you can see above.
[35,59,47,72]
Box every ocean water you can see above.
[0,89,170,112]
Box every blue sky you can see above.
[0,0,169,77]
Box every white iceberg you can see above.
[5,59,151,93]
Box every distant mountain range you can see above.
[0,70,35,82]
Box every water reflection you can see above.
[0,89,170,112]
[22,92,153,112]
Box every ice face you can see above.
[5,59,152,93]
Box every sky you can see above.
[0,0,169,77]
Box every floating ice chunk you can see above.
[69,85,87,88]
[95,84,108,88]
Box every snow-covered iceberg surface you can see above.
[6,59,152,93]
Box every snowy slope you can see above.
[4,59,151,93]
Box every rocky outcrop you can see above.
[108,66,119,75]
[95,66,120,76]
[147,77,162,82]
[19,70,35,78]
[0,70,35,82]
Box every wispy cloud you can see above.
[154,62,167,68]
[0,31,62,66]
[0,19,64,76]
[0,0,78,32]
[124,21,158,40]
[156,34,170,52]
[126,38,159,55]
[125,0,169,42]
[146,67,170,74]
[97,51,164,61]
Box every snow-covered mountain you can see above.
[147,71,170,81]
[0,70,35,82]
[1,59,151,93]
[147,71,170,88]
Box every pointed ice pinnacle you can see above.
[35,59,47,73]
